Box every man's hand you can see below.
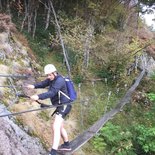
[26,84,35,89]
[30,95,39,100]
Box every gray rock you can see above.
[0,105,47,155]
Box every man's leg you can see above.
[57,123,71,151]
[52,114,64,150]
[50,104,72,154]
[60,123,69,142]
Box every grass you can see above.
[38,111,51,121]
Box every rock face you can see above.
[0,14,48,155]
[0,106,47,155]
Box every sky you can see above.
[143,13,155,29]
[141,6,155,30]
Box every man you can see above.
[27,64,72,155]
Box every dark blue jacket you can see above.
[34,74,70,105]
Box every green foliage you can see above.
[93,120,155,154]
[73,74,84,84]
[143,99,155,126]
[96,55,128,85]
[134,125,155,153]
[93,122,134,154]
[23,31,48,61]
[97,68,114,81]
[82,82,123,127]
[92,97,155,155]
[6,1,155,155]
[126,38,143,52]
[106,5,126,30]
[147,93,155,101]
[92,135,107,153]
[150,72,155,80]
[51,51,64,63]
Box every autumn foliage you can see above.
[0,13,16,32]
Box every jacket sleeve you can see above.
[34,79,50,88]
[38,77,64,100]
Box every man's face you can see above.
[47,73,55,80]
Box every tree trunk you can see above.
[6,0,10,14]
[0,0,2,10]
[49,0,71,77]
[32,8,37,38]
[83,24,94,69]
[27,11,32,33]
[45,0,51,30]
[21,0,28,31]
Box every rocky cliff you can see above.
[0,105,47,155]
[0,15,48,154]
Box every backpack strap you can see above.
[58,90,70,104]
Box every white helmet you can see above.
[44,64,57,74]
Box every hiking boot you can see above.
[49,153,56,155]
[49,149,57,155]
[58,143,71,151]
